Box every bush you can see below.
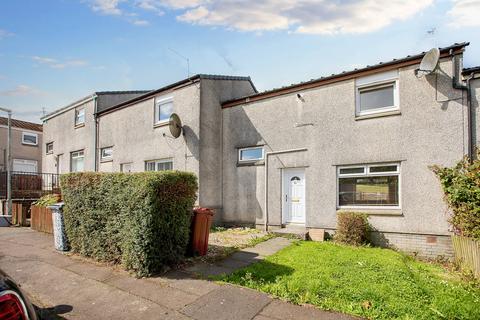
[334,212,370,246]
[33,194,60,207]
[60,171,197,277]
[431,154,480,240]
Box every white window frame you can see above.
[46,142,53,154]
[100,147,113,161]
[13,159,38,173]
[120,162,133,173]
[355,70,399,116]
[337,162,401,210]
[145,158,174,171]
[154,96,173,125]
[70,150,85,172]
[75,107,85,126]
[22,132,38,146]
[238,146,264,163]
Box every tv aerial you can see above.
[416,48,440,77]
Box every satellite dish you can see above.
[417,48,440,77]
[169,113,182,138]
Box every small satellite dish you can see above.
[169,113,182,138]
[417,48,440,77]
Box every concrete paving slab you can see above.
[241,237,292,256]
[184,262,234,277]
[65,262,115,282]
[260,300,357,320]
[159,271,220,296]
[181,285,272,320]
[105,274,200,310]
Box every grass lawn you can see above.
[221,241,480,319]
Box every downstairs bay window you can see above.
[337,163,400,209]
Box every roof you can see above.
[463,66,480,76]
[0,117,42,132]
[222,42,470,109]
[96,74,256,116]
[42,90,151,121]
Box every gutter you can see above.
[93,94,98,171]
[450,50,475,162]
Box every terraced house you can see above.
[43,42,480,258]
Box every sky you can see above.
[0,0,479,123]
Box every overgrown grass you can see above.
[221,241,480,319]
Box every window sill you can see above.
[22,143,38,147]
[74,123,85,129]
[336,208,403,216]
[237,160,265,167]
[355,110,401,121]
[153,121,169,128]
[46,152,53,155]
[100,159,113,163]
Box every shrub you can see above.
[431,153,480,240]
[33,194,60,207]
[334,212,370,246]
[60,171,197,277]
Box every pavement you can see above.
[0,227,357,320]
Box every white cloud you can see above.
[0,29,14,39]
[448,0,480,27]
[0,85,42,97]
[85,0,433,34]
[32,56,88,69]
[176,0,433,34]
[90,0,125,15]
[132,19,150,26]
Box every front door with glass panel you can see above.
[283,168,306,224]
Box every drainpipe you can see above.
[450,50,474,162]
[92,94,98,171]
[264,147,308,232]
[0,107,12,217]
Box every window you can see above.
[356,70,399,116]
[46,142,53,154]
[75,107,85,126]
[337,163,400,208]
[22,132,38,146]
[100,147,113,160]
[145,159,173,171]
[238,146,264,162]
[13,159,38,173]
[154,97,173,124]
[121,163,133,173]
[70,150,85,172]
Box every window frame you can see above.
[22,132,38,146]
[154,96,173,125]
[100,146,113,161]
[70,150,85,172]
[238,146,265,163]
[336,162,401,210]
[120,162,133,173]
[46,142,54,154]
[145,158,174,171]
[74,107,86,127]
[355,72,399,117]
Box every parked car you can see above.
[0,268,38,320]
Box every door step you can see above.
[272,226,308,240]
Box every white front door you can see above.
[283,168,306,224]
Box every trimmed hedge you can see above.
[60,171,197,277]
[431,154,480,240]
[334,212,370,246]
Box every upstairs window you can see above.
[46,142,53,154]
[155,97,173,124]
[75,107,85,126]
[100,147,113,160]
[337,163,400,208]
[145,159,173,171]
[22,132,38,146]
[356,70,399,116]
[238,146,264,162]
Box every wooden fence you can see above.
[11,203,29,226]
[30,205,53,234]
[452,235,480,278]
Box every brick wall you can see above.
[370,231,453,259]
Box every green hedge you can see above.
[60,171,198,277]
[432,154,480,240]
